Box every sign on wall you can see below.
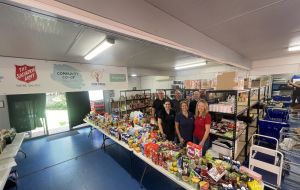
[51,64,85,89]
[0,57,128,95]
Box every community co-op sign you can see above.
[51,64,84,89]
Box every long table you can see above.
[85,119,195,190]
[0,133,26,160]
[0,133,25,190]
[0,158,17,190]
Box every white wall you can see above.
[0,95,10,129]
[140,76,174,92]
[251,55,300,76]
[175,65,248,81]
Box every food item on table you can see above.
[182,175,189,182]
[199,181,209,190]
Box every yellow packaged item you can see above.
[247,180,263,190]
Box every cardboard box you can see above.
[184,80,201,89]
[201,79,211,89]
[252,77,270,87]
[216,72,244,90]
[244,78,252,89]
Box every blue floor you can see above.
[7,128,183,190]
[7,126,300,190]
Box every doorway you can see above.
[46,92,70,135]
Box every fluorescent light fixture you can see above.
[288,45,300,52]
[85,38,115,60]
[131,74,137,77]
[174,61,207,70]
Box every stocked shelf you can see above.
[125,97,150,101]
[207,87,268,161]
[210,127,246,141]
[111,89,151,115]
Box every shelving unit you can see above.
[118,89,152,115]
[206,89,250,160]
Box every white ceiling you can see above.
[0,3,214,71]
[4,0,298,72]
[145,0,300,60]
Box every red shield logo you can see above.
[15,65,37,83]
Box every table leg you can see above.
[139,165,149,187]
[101,134,109,151]
[88,126,94,138]
[129,152,134,175]
[18,149,27,158]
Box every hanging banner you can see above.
[0,57,128,95]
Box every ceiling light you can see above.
[84,38,115,60]
[131,74,137,77]
[174,61,207,70]
[288,45,300,52]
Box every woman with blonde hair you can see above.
[193,99,211,155]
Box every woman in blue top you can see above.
[175,101,194,144]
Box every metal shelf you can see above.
[206,87,268,161]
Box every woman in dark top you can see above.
[158,100,176,141]
[175,101,194,144]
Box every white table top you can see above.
[0,158,17,190]
[85,120,132,152]
[0,168,11,190]
[0,133,25,160]
[10,133,25,147]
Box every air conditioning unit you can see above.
[154,76,171,81]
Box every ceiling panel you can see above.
[145,0,300,60]
[145,0,278,31]
[0,4,81,60]
[200,0,300,60]
[0,3,205,71]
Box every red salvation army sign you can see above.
[15,65,37,83]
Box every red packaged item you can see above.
[144,143,159,157]
[186,142,203,158]
[150,132,158,139]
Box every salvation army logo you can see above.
[15,65,37,83]
[91,69,104,83]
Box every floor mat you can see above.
[47,130,79,142]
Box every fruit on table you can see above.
[191,176,200,183]
[172,161,177,167]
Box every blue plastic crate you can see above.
[264,107,289,122]
[272,95,291,102]
[258,120,289,141]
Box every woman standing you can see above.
[175,101,194,144]
[158,100,176,141]
[193,99,211,155]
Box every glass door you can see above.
[46,92,70,135]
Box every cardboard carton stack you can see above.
[201,79,211,89]
[215,72,244,90]
[184,80,201,89]
[251,76,270,88]
[244,78,252,89]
